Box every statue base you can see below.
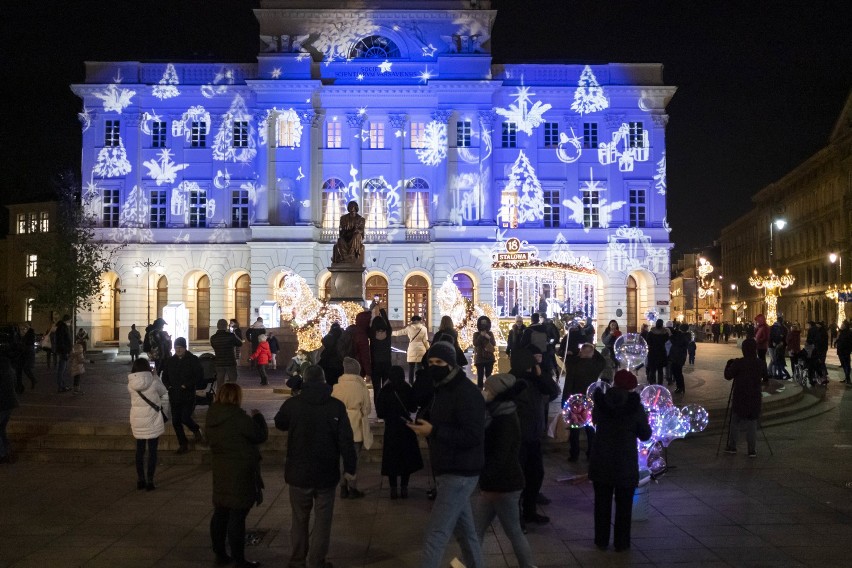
[328,263,366,303]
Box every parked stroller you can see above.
[794,344,828,387]
[196,353,217,405]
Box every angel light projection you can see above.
[563,170,624,232]
[152,64,180,100]
[496,81,551,136]
[143,149,189,186]
[571,65,609,116]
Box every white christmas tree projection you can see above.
[93,138,132,178]
[212,94,257,163]
[92,83,136,114]
[120,185,149,226]
[654,152,667,195]
[152,64,181,100]
[415,120,448,166]
[505,150,544,224]
[143,149,189,186]
[571,65,609,116]
[548,233,596,269]
[496,82,552,135]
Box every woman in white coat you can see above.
[332,357,372,499]
[392,315,430,383]
[128,357,168,491]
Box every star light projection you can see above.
[571,65,608,116]
[496,81,552,136]
[152,64,181,100]
[143,149,189,186]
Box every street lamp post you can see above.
[751,218,793,325]
[826,253,848,324]
[132,258,164,323]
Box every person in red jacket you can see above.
[753,314,769,365]
[345,311,372,385]
[249,334,272,386]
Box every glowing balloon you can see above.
[640,384,674,412]
[613,333,648,371]
[681,404,709,433]
[562,394,593,429]
[586,379,609,399]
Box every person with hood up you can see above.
[393,315,430,383]
[274,365,357,568]
[475,373,537,568]
[472,315,497,389]
[724,338,768,457]
[668,323,691,394]
[754,314,770,364]
[127,357,168,490]
[369,307,393,405]
[375,365,423,499]
[318,322,344,386]
[331,357,372,499]
[206,383,268,568]
[645,319,671,385]
[408,341,485,568]
[505,315,525,359]
[562,343,606,462]
[346,311,373,386]
[589,369,651,552]
[248,333,272,386]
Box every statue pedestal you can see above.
[328,263,366,303]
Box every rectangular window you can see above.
[39,211,49,232]
[543,190,560,228]
[232,120,249,148]
[326,121,342,148]
[410,122,426,149]
[190,121,206,148]
[278,119,298,148]
[628,121,645,148]
[500,190,518,228]
[583,122,598,149]
[369,122,385,149]
[25,298,34,322]
[103,189,120,227]
[151,121,167,148]
[582,187,600,229]
[501,122,517,148]
[25,254,38,278]
[406,192,430,229]
[104,120,120,147]
[150,190,167,228]
[17,213,27,234]
[456,120,472,148]
[544,122,559,148]
[189,190,207,228]
[231,190,249,228]
[629,188,646,228]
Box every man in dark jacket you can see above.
[668,323,691,394]
[408,341,485,568]
[521,313,554,380]
[210,319,243,386]
[162,337,205,454]
[54,314,73,392]
[645,319,670,385]
[724,338,768,457]
[347,311,373,384]
[0,355,19,463]
[563,343,605,462]
[274,365,357,568]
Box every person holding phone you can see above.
[375,366,423,499]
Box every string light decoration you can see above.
[437,277,505,350]
[825,284,851,325]
[696,257,715,299]
[749,268,795,325]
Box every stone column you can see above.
[651,113,670,229]
[298,110,317,225]
[478,109,496,224]
[253,110,271,225]
[388,113,408,227]
[431,109,453,225]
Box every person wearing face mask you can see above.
[408,341,485,568]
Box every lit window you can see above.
[17,214,27,234]
[582,185,600,229]
[543,190,560,227]
[363,178,388,230]
[39,211,49,232]
[369,122,385,149]
[277,118,298,148]
[326,121,342,148]
[321,178,347,230]
[25,254,38,278]
[232,120,249,148]
[405,178,430,229]
[583,123,598,149]
[544,122,559,148]
[629,188,646,227]
[349,35,401,59]
[628,122,645,148]
[501,189,518,228]
[410,122,426,149]
[105,120,120,147]
[103,189,120,227]
[456,120,472,148]
[26,298,34,322]
[190,121,207,147]
[501,122,517,148]
[150,190,167,228]
[189,189,207,228]
[232,189,249,228]
[152,121,167,148]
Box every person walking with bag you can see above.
[128,357,168,490]
[393,315,430,383]
[206,383,268,568]
[375,365,423,499]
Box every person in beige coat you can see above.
[332,357,372,498]
[393,315,430,383]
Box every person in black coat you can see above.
[206,383,268,567]
[375,366,423,499]
[54,314,73,392]
[369,308,393,406]
[563,343,606,462]
[723,338,767,456]
[836,321,852,384]
[645,319,670,385]
[318,323,344,386]
[589,369,652,552]
[668,324,691,394]
[432,316,468,367]
[161,337,205,454]
[0,355,19,464]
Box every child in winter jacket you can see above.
[249,334,272,386]
[70,343,94,395]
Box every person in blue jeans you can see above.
[408,341,485,568]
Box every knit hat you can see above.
[258,334,267,342]
[483,373,516,398]
[427,341,456,367]
[613,369,637,390]
[342,356,361,375]
[173,337,187,348]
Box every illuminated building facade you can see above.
[71,0,675,343]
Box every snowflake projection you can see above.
[172,106,210,141]
[606,226,669,274]
[214,169,231,189]
[78,107,92,132]
[556,128,582,164]
[496,81,552,135]
[311,19,378,65]
[140,111,162,135]
[271,67,282,79]
[378,60,392,73]
[92,83,136,114]
[93,138,132,178]
[571,65,609,116]
[201,67,235,98]
[654,152,667,195]
[505,150,544,224]
[563,171,625,233]
[415,120,448,166]
[212,94,257,163]
[599,123,650,172]
[152,64,180,100]
[143,149,189,186]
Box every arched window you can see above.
[363,178,389,234]
[366,274,389,307]
[156,275,168,320]
[405,275,429,324]
[405,178,430,230]
[234,274,251,330]
[196,275,210,340]
[321,178,347,231]
[349,36,401,59]
[319,273,331,302]
[452,272,474,302]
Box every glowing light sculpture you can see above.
[825,284,851,326]
[570,65,609,116]
[749,268,794,325]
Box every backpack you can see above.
[337,327,356,359]
[528,326,549,352]
[142,330,152,353]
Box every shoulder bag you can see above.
[137,390,169,423]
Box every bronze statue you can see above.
[332,200,366,265]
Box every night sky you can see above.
[2,0,849,252]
